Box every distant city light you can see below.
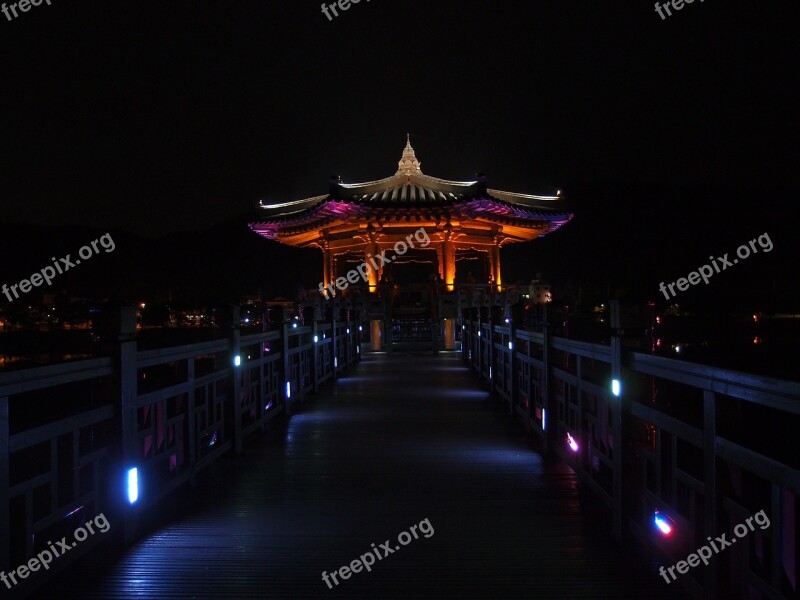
[611,379,621,397]
[292,322,298,329]
[508,341,513,350]
[542,408,547,431]
[234,355,241,367]
[334,357,338,368]
[313,335,319,343]
[286,382,291,399]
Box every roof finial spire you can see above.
[397,134,422,176]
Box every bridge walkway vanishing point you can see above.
[36,351,681,600]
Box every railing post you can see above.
[259,339,268,433]
[542,301,551,453]
[0,394,9,572]
[508,321,516,416]
[384,284,393,356]
[282,320,292,415]
[187,357,197,485]
[703,389,717,596]
[116,306,139,545]
[332,314,338,379]
[477,311,483,375]
[456,287,462,353]
[610,299,625,543]
[312,319,319,392]
[487,310,493,389]
[228,306,242,455]
[576,355,584,480]
[462,311,468,364]
[769,484,783,592]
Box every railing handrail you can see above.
[0,356,114,396]
[628,350,800,412]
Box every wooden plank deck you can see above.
[35,352,686,599]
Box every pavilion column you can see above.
[365,235,379,293]
[440,227,456,350]
[436,245,444,281]
[366,233,382,350]
[330,254,339,290]
[491,236,502,291]
[486,249,494,287]
[323,247,332,288]
[442,228,456,292]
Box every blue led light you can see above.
[127,467,139,504]
[654,511,673,536]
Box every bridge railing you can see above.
[463,300,799,599]
[0,306,362,596]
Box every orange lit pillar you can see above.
[331,254,340,293]
[322,243,332,289]
[366,233,382,349]
[365,235,379,293]
[371,319,382,351]
[444,319,455,350]
[442,229,456,292]
[491,236,502,292]
[441,227,456,349]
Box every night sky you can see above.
[1,1,798,306]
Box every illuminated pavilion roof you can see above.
[249,137,572,247]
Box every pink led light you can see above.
[566,432,579,453]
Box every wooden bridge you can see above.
[1,294,797,598]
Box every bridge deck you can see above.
[38,352,682,599]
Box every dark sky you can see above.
[0,0,797,330]
[1,0,797,238]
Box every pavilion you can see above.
[249,137,572,296]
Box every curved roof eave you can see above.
[256,194,329,217]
